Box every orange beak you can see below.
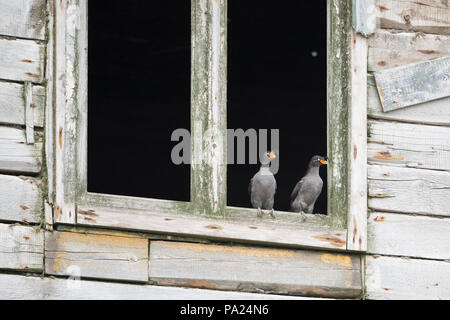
[320,159,327,165]
[268,153,276,159]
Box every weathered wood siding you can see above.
[0,223,43,272]
[0,0,46,40]
[0,273,317,300]
[149,241,361,298]
[45,231,149,283]
[366,255,450,299]
[0,0,449,300]
[365,0,450,300]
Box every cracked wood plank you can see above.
[368,164,450,216]
[368,74,450,125]
[366,255,450,299]
[376,0,450,35]
[149,241,361,299]
[347,31,368,251]
[0,223,43,272]
[0,38,44,83]
[0,81,45,127]
[374,56,450,112]
[0,273,317,300]
[368,212,450,259]
[0,0,46,40]
[0,174,43,223]
[45,231,149,282]
[77,198,347,251]
[368,31,450,72]
[0,126,42,174]
[368,119,450,171]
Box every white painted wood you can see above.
[150,241,361,298]
[366,255,450,299]
[376,0,450,35]
[45,0,55,204]
[374,57,450,112]
[0,81,45,127]
[0,174,43,223]
[353,0,376,36]
[368,119,450,171]
[24,81,34,144]
[368,31,450,72]
[54,0,76,224]
[0,126,42,174]
[0,0,46,40]
[76,0,88,198]
[0,274,314,300]
[77,200,348,251]
[368,212,450,260]
[0,38,44,83]
[348,31,368,251]
[45,231,149,283]
[368,74,450,126]
[0,223,43,272]
[368,164,450,216]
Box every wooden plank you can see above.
[327,0,354,229]
[24,82,34,144]
[0,81,45,127]
[376,0,450,35]
[75,0,88,199]
[368,74,450,125]
[0,126,42,174]
[0,38,44,83]
[149,241,361,298]
[190,0,227,215]
[368,119,450,171]
[0,274,315,300]
[0,223,43,272]
[368,31,450,71]
[368,212,450,260]
[353,0,376,36]
[347,31,368,251]
[374,57,450,112]
[366,255,450,299]
[45,231,149,283]
[45,0,55,204]
[0,174,43,224]
[53,0,77,224]
[368,164,450,216]
[77,199,348,251]
[0,0,46,40]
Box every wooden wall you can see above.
[365,0,450,300]
[0,0,449,300]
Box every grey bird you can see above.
[290,155,327,221]
[249,151,277,218]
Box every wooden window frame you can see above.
[48,0,367,252]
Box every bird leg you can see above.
[270,208,276,218]
[257,207,263,217]
[300,211,307,222]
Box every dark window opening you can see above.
[227,0,328,213]
[88,1,191,201]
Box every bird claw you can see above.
[257,208,263,218]
[300,212,307,222]
[270,209,276,219]
[316,214,327,219]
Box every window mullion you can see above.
[191,0,227,216]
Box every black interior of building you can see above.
[88,0,327,213]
